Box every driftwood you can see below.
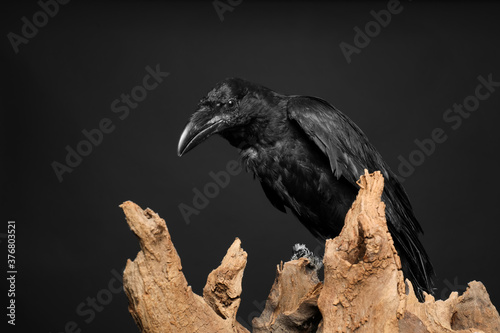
[121,202,248,333]
[121,171,500,332]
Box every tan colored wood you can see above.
[121,201,249,333]
[121,171,500,333]
[252,258,323,332]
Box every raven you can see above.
[177,78,434,300]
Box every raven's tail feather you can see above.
[388,220,435,301]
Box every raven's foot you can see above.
[291,243,323,270]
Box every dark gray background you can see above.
[2,1,500,331]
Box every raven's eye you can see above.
[227,99,236,107]
[216,102,222,107]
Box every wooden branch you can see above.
[121,201,249,333]
[318,170,405,332]
[121,171,500,333]
[203,238,248,331]
[252,258,323,332]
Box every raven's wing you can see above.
[287,95,434,299]
[287,96,388,185]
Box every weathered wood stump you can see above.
[121,171,500,332]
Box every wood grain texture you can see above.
[121,201,248,333]
[121,171,500,332]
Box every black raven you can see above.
[177,78,434,300]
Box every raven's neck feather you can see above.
[221,97,289,150]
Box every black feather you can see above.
[287,96,434,299]
[179,78,435,301]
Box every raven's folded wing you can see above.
[286,95,434,300]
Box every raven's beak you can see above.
[177,118,226,156]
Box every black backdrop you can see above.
[2,1,500,332]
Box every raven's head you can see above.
[177,77,277,156]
